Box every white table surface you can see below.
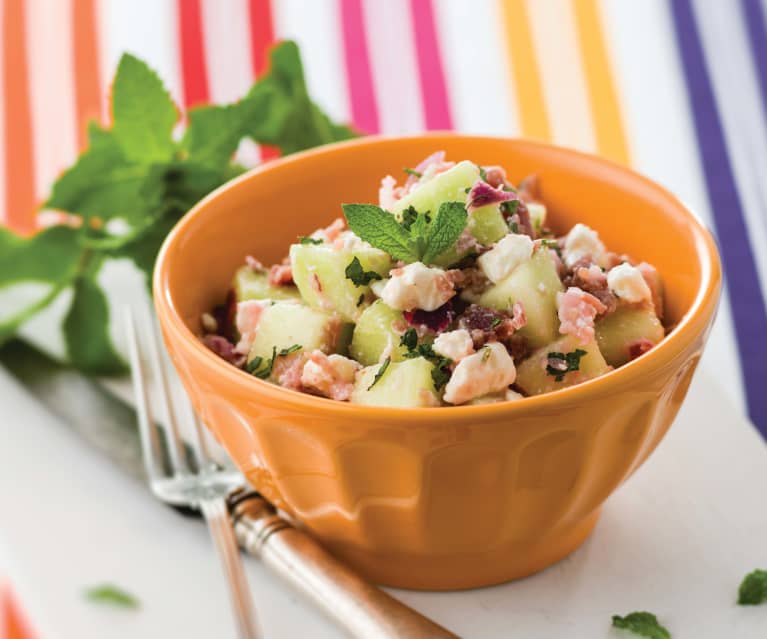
[1,365,766,639]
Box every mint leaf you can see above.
[345,256,383,287]
[421,201,467,264]
[738,569,767,605]
[546,349,587,382]
[611,612,671,638]
[342,204,418,262]
[45,130,146,222]
[368,357,391,390]
[184,102,247,167]
[64,272,125,375]
[0,226,82,342]
[111,53,177,163]
[84,584,139,609]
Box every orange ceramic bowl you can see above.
[154,135,721,590]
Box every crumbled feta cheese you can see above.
[234,300,271,354]
[433,329,475,362]
[526,202,547,229]
[379,175,398,209]
[301,351,361,401]
[443,342,516,405]
[607,263,652,304]
[563,223,606,268]
[332,230,373,252]
[505,388,524,401]
[380,262,455,311]
[477,233,534,283]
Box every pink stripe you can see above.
[339,0,379,134]
[408,0,453,130]
[363,0,424,134]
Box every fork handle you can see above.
[232,495,461,639]
[201,497,262,639]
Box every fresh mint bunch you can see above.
[341,201,466,264]
[0,41,356,375]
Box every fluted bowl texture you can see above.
[154,135,721,590]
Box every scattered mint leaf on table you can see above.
[84,584,140,609]
[738,569,767,605]
[345,256,383,287]
[611,612,671,638]
[0,41,356,374]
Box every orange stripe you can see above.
[571,0,630,165]
[2,0,36,233]
[72,0,102,149]
[498,0,551,141]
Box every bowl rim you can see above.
[154,133,722,423]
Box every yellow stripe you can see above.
[572,0,630,165]
[498,0,551,141]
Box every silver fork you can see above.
[125,308,261,639]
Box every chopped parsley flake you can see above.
[546,349,587,382]
[431,361,451,391]
[491,317,503,328]
[400,328,418,351]
[502,199,520,217]
[403,167,422,178]
[345,256,383,287]
[298,236,323,245]
[278,344,302,356]
[368,357,391,390]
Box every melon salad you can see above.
[201,152,666,407]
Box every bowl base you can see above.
[328,509,601,591]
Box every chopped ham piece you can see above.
[628,339,655,361]
[312,217,345,243]
[563,258,617,315]
[234,300,269,354]
[557,287,606,344]
[268,263,293,286]
[301,351,361,401]
[275,353,307,390]
[245,255,264,271]
[481,165,507,189]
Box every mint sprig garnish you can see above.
[738,569,767,605]
[342,201,467,265]
[1,41,356,375]
[611,612,671,638]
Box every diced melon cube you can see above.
[527,202,547,234]
[469,204,509,245]
[516,334,610,396]
[248,301,352,364]
[349,300,407,365]
[290,244,391,322]
[233,266,302,302]
[477,248,563,348]
[391,161,479,218]
[351,357,439,408]
[595,306,664,367]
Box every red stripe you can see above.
[408,0,453,130]
[178,0,209,108]
[339,0,379,134]
[247,0,274,77]
[246,0,279,160]
[2,0,36,233]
